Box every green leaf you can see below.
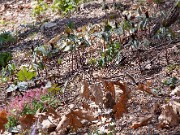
[17,67,36,81]
[102,32,111,42]
[104,23,112,32]
[58,58,62,65]
[35,46,48,56]
[67,21,75,29]
[0,52,12,67]
[122,20,132,31]
[48,84,61,94]
[0,31,16,45]
[163,77,179,87]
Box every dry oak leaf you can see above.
[103,92,116,109]
[67,112,83,131]
[158,104,179,129]
[91,83,103,105]
[19,114,36,130]
[0,110,8,133]
[48,34,61,46]
[170,101,180,115]
[41,119,57,133]
[56,109,96,132]
[0,5,6,13]
[113,81,130,119]
[56,115,70,134]
[170,85,180,97]
[73,109,97,121]
[56,111,83,132]
[103,81,115,99]
[81,80,90,100]
[131,115,152,129]
[137,81,156,96]
[82,102,90,110]
[46,107,60,120]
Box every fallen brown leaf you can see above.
[91,83,103,105]
[56,109,96,132]
[0,110,8,133]
[137,81,156,96]
[170,101,180,115]
[56,115,70,134]
[82,102,90,110]
[103,81,115,99]
[46,107,60,119]
[131,115,152,129]
[103,92,116,109]
[158,104,179,129]
[19,114,36,130]
[81,80,90,100]
[73,109,96,121]
[113,82,130,119]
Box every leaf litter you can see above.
[0,0,180,134]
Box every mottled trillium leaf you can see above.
[44,81,52,89]
[104,24,112,32]
[7,84,18,93]
[17,81,29,91]
[102,32,111,42]
[8,127,20,134]
[142,38,151,46]
[38,62,44,70]
[35,46,48,56]
[67,21,75,29]
[63,45,72,52]
[114,27,123,35]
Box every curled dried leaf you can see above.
[103,81,115,99]
[56,109,96,132]
[73,109,96,121]
[19,114,36,130]
[0,110,8,133]
[113,82,130,119]
[158,104,179,129]
[131,115,152,129]
[91,83,103,105]
[46,107,60,119]
[137,81,156,95]
[81,80,90,100]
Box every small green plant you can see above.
[163,77,179,88]
[21,100,44,115]
[156,27,175,40]
[17,67,36,81]
[51,0,81,14]
[166,64,179,73]
[0,52,12,68]
[98,42,121,67]
[5,116,18,129]
[32,0,49,17]
[48,84,61,94]
[0,31,16,45]
[88,57,97,66]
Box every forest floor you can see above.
[0,0,180,134]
